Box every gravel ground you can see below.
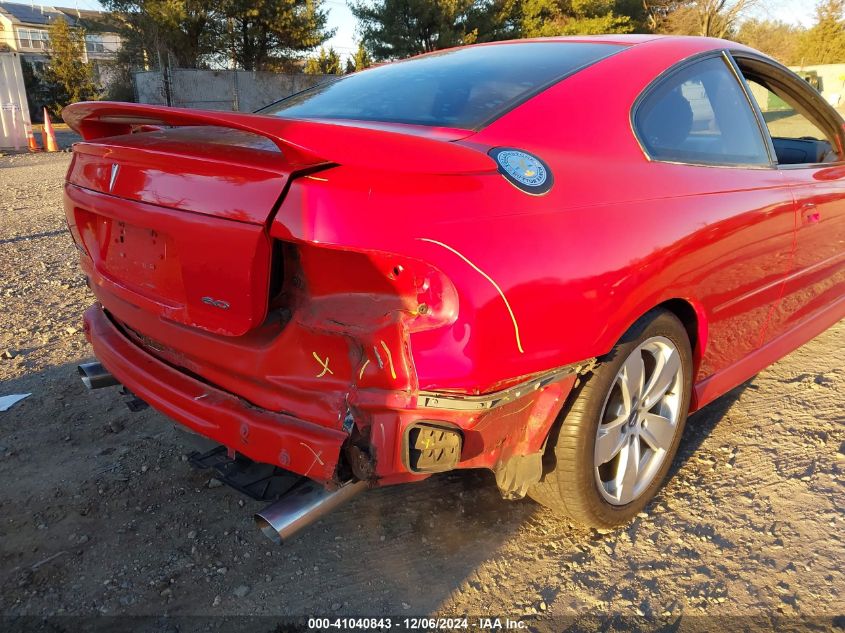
[1,152,843,631]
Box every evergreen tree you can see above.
[221,0,334,71]
[519,0,633,37]
[352,41,373,71]
[103,0,333,71]
[349,0,519,60]
[42,18,99,116]
[797,0,845,65]
[305,46,343,74]
[102,0,216,68]
[343,42,373,73]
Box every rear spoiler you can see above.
[62,102,496,175]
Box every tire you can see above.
[528,308,693,528]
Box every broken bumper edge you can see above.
[82,303,347,484]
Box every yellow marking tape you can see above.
[358,358,370,380]
[299,442,325,465]
[379,340,397,380]
[418,238,525,353]
[312,351,334,378]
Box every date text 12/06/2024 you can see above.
[307,618,529,630]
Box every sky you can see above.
[59,0,821,61]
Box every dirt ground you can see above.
[1,152,843,631]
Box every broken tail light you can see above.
[289,242,458,335]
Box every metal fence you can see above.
[133,68,331,113]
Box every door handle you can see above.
[801,203,821,224]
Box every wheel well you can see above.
[540,298,703,478]
[658,298,702,371]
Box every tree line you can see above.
[26,0,845,112]
[102,0,845,72]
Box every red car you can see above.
[63,35,844,542]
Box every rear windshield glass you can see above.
[260,42,623,129]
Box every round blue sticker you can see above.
[490,148,553,195]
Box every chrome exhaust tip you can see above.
[77,362,119,390]
[255,479,367,545]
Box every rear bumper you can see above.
[84,301,585,489]
[83,303,347,483]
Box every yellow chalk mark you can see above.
[304,175,328,182]
[418,238,525,354]
[312,351,334,378]
[380,340,397,380]
[299,442,325,465]
[358,358,370,381]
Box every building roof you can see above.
[0,1,75,26]
[0,1,120,34]
[54,6,122,32]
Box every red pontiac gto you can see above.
[63,35,844,542]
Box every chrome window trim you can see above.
[724,51,779,166]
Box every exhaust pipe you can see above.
[255,479,367,545]
[78,362,119,390]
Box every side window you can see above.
[635,56,770,166]
[17,29,31,49]
[742,74,841,165]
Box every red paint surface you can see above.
[63,36,845,487]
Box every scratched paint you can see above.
[372,345,384,369]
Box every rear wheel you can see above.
[529,309,692,528]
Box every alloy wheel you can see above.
[594,336,684,505]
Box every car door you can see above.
[732,52,845,337]
[632,52,797,391]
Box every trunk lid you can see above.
[67,126,302,225]
[62,102,493,338]
[64,126,313,336]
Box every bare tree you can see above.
[702,0,762,37]
[650,0,762,37]
[642,0,685,33]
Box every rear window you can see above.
[260,42,623,129]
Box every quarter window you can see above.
[635,56,770,166]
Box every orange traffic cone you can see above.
[42,108,59,152]
[26,124,41,152]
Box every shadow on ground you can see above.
[0,359,746,619]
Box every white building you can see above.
[0,1,122,84]
[788,64,845,108]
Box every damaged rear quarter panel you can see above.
[267,165,601,486]
[271,164,603,394]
